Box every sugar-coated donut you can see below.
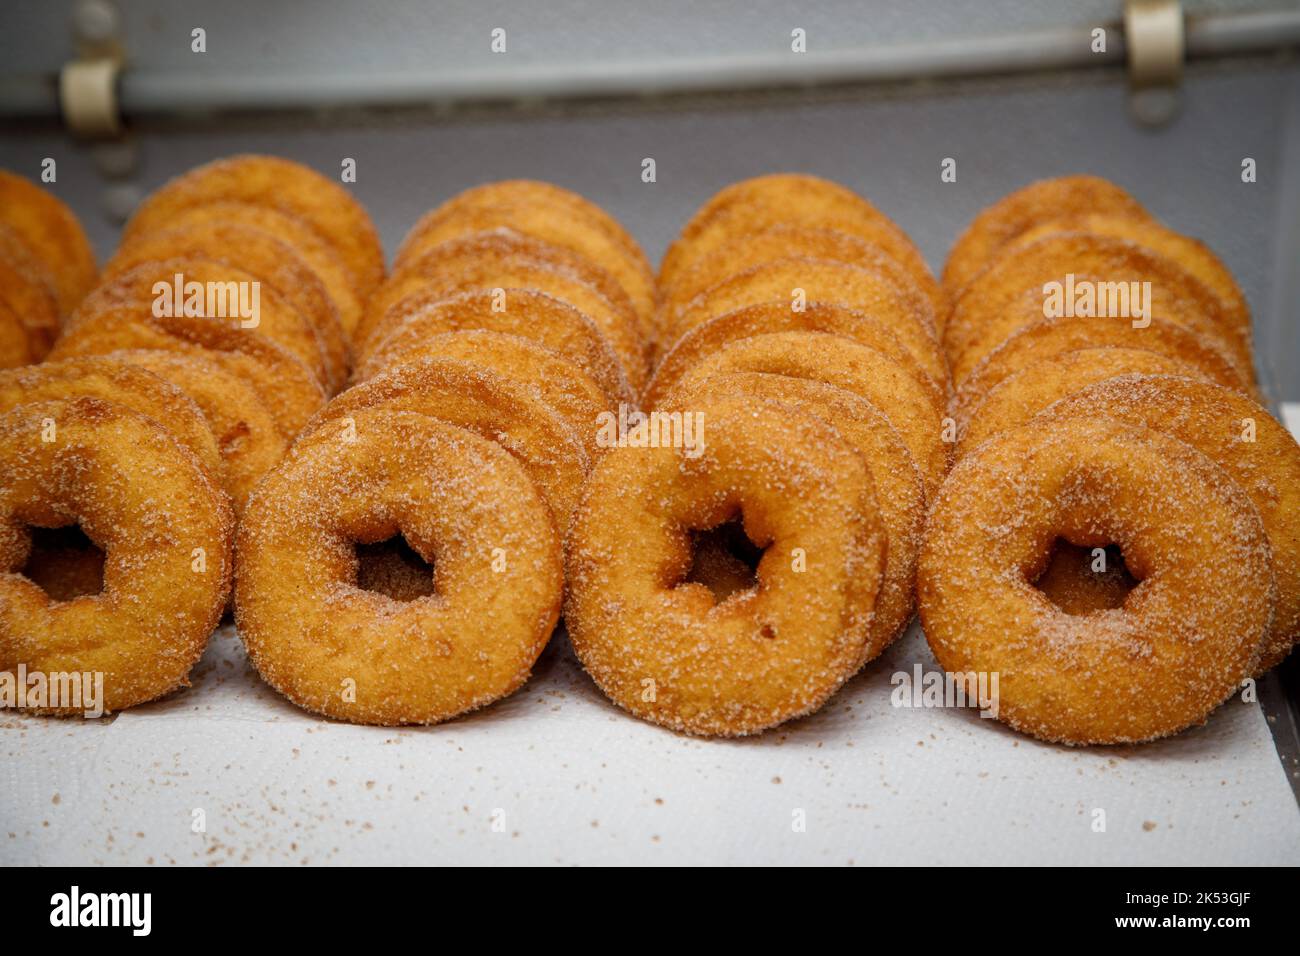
[944,233,1250,384]
[0,358,223,486]
[157,201,364,338]
[294,358,590,531]
[659,174,941,320]
[1034,374,1300,672]
[666,331,948,499]
[0,398,233,714]
[667,257,945,387]
[951,314,1253,426]
[47,309,326,440]
[565,395,886,736]
[359,289,632,406]
[361,230,646,390]
[0,170,97,316]
[123,154,384,300]
[942,175,1151,296]
[955,346,1211,456]
[235,408,563,726]
[664,373,925,665]
[643,300,944,411]
[395,181,655,348]
[917,415,1273,744]
[100,349,286,515]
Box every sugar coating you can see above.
[0,169,98,316]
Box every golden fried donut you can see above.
[665,372,925,666]
[1008,214,1249,346]
[361,229,646,390]
[667,257,945,388]
[0,224,61,358]
[101,349,286,515]
[917,414,1273,744]
[0,358,223,485]
[0,398,233,714]
[643,300,944,411]
[47,310,325,440]
[157,201,364,339]
[70,257,343,392]
[659,173,941,320]
[1031,541,1137,616]
[396,181,655,347]
[359,289,633,406]
[124,154,384,300]
[105,222,349,382]
[956,346,1208,457]
[18,525,107,603]
[235,408,563,726]
[0,170,97,315]
[951,313,1253,426]
[0,298,34,369]
[1034,374,1300,672]
[667,331,948,499]
[942,175,1151,295]
[944,233,1251,384]
[295,358,590,530]
[565,395,886,736]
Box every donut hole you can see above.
[1032,539,1139,615]
[20,524,106,601]
[355,535,437,602]
[683,516,765,603]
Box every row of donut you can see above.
[919,176,1299,744]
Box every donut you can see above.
[0,358,223,486]
[0,224,61,358]
[123,154,384,300]
[358,289,633,406]
[47,310,326,440]
[1030,541,1137,616]
[1033,374,1300,672]
[0,398,233,714]
[643,300,944,411]
[105,222,349,381]
[234,408,564,726]
[659,174,942,320]
[663,223,944,335]
[17,525,107,603]
[942,175,1151,295]
[565,395,886,736]
[666,256,945,388]
[917,414,1273,744]
[951,314,1253,426]
[955,346,1210,457]
[155,201,364,339]
[294,358,590,531]
[99,349,286,515]
[664,372,925,665]
[362,330,611,461]
[0,170,97,315]
[395,181,655,347]
[943,233,1251,384]
[665,331,948,499]
[1007,214,1249,344]
[361,230,646,390]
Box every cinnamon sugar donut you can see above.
[295,358,590,530]
[666,257,945,387]
[565,395,886,736]
[235,408,563,726]
[124,154,384,300]
[955,347,1211,456]
[942,175,1151,295]
[659,174,941,320]
[0,398,233,714]
[1034,374,1300,671]
[0,170,97,315]
[666,331,948,498]
[917,415,1273,744]
[359,289,632,406]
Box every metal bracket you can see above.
[59,0,124,137]
[1125,0,1185,126]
